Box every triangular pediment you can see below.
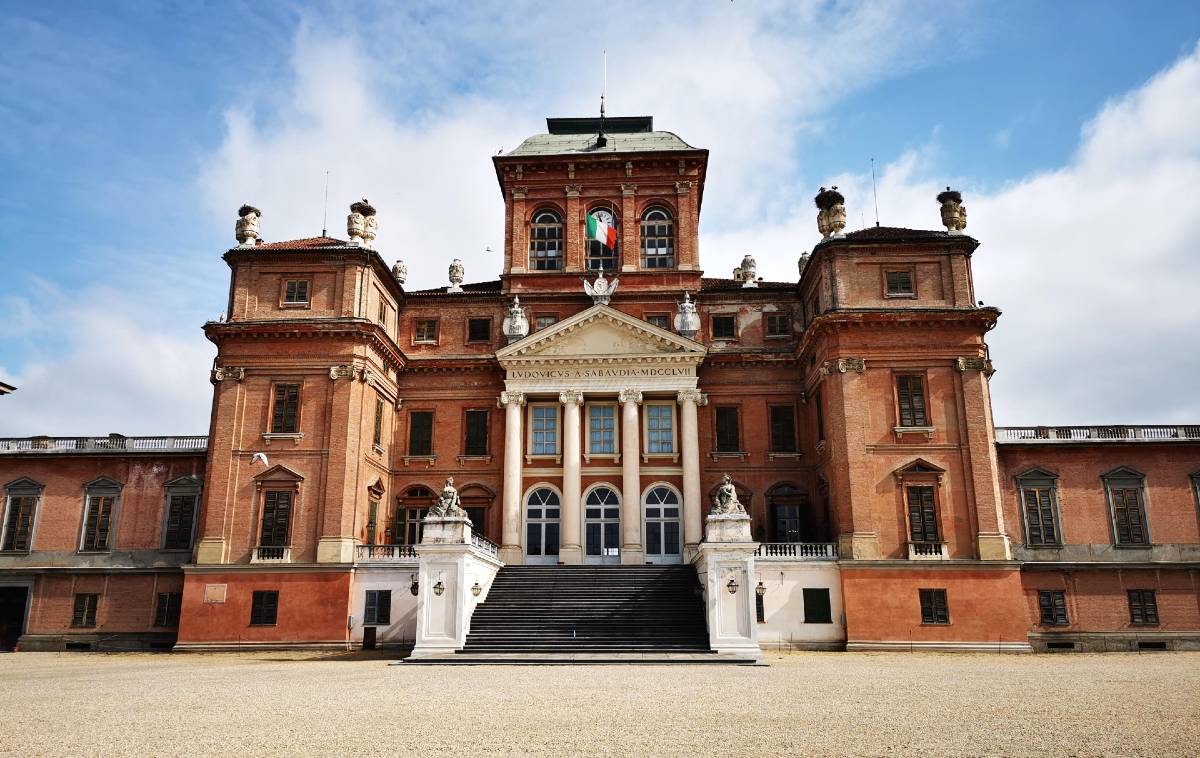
[252,464,304,484]
[497,305,705,363]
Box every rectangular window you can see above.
[283,279,310,305]
[414,319,439,343]
[531,405,558,455]
[465,410,489,455]
[646,313,670,331]
[764,313,789,338]
[366,499,378,545]
[377,301,387,327]
[588,405,616,455]
[1111,487,1149,545]
[364,589,392,625]
[408,411,433,456]
[919,588,949,624]
[1022,486,1060,546]
[271,383,300,433]
[373,397,385,447]
[711,315,736,340]
[815,388,825,443]
[906,485,940,543]
[71,593,99,628]
[1,495,37,552]
[250,590,279,626]
[534,315,558,331]
[773,504,801,542]
[404,508,427,545]
[1128,589,1159,625]
[896,374,928,427]
[466,507,487,540]
[467,318,492,343]
[259,490,292,547]
[646,404,674,454]
[1038,590,1069,625]
[154,592,183,627]
[162,493,197,550]
[885,270,915,296]
[715,406,741,453]
[81,495,116,551]
[803,588,833,624]
[755,591,765,623]
[769,405,797,452]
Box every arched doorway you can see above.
[525,486,561,565]
[584,484,621,564]
[643,485,682,564]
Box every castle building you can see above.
[2,116,1198,655]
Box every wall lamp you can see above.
[755,581,766,598]
[471,582,482,597]
[726,577,739,595]
[433,580,445,596]
[409,575,418,596]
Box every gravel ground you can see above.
[2,650,1198,757]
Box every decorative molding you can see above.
[893,426,936,442]
[498,391,527,407]
[512,185,527,199]
[261,432,303,446]
[956,356,996,377]
[676,389,708,406]
[709,451,750,463]
[565,184,581,198]
[558,390,584,406]
[329,365,359,381]
[675,180,692,194]
[819,357,865,377]
[677,161,686,177]
[210,366,246,383]
[624,161,633,178]
[455,454,493,465]
[618,388,643,405]
[360,367,377,386]
[568,162,575,180]
[621,183,637,195]
[401,455,438,467]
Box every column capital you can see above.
[558,390,584,406]
[677,389,708,406]
[499,391,526,408]
[618,388,643,405]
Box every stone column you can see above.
[678,389,707,558]
[498,391,525,564]
[619,388,644,565]
[559,390,585,564]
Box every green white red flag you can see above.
[586,213,618,249]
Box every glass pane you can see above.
[604,507,619,519]
[528,508,541,519]
[544,491,560,505]
[545,524,559,555]
[646,507,660,518]
[604,523,619,553]
[647,522,661,554]
[586,508,601,519]
[546,508,559,519]
[586,523,600,555]
[527,524,541,555]
[665,522,680,555]
[664,508,679,518]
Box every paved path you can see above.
[2,650,1198,756]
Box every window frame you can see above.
[1015,469,1064,547]
[1037,589,1069,626]
[894,372,930,428]
[918,588,950,625]
[1102,467,1151,547]
[377,299,389,328]
[463,408,490,456]
[161,476,201,552]
[528,208,565,271]
[466,317,493,344]
[79,477,122,553]
[533,313,559,331]
[413,318,440,345]
[905,483,941,544]
[250,590,279,626]
[407,410,435,457]
[270,382,301,434]
[585,207,620,272]
[1127,589,1159,625]
[153,591,183,628]
[644,312,671,331]
[373,396,386,448]
[527,402,561,459]
[639,205,675,269]
[710,314,737,341]
[802,587,833,624]
[768,404,798,453]
[714,405,742,454]
[1,478,43,554]
[883,267,916,298]
[71,592,99,628]
[585,402,619,460]
[764,313,790,339]
[258,489,294,548]
[364,589,392,626]
[280,278,312,308]
[642,401,678,458]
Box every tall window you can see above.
[271,383,300,433]
[162,492,198,551]
[365,590,392,625]
[373,397,385,447]
[895,374,928,427]
[154,592,183,627]
[81,479,120,552]
[465,410,489,455]
[814,388,825,443]
[531,406,558,455]
[1104,468,1149,545]
[769,405,797,452]
[259,491,292,547]
[250,590,279,625]
[1127,589,1159,625]
[1017,470,1061,546]
[919,588,949,624]
[408,411,433,456]
[366,498,378,545]
[906,485,940,543]
[283,279,310,305]
[588,405,616,455]
[529,209,564,271]
[646,404,674,454]
[715,407,741,453]
[640,206,674,268]
[1,479,41,553]
[586,209,619,272]
[71,593,99,628]
[1038,590,1069,625]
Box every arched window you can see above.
[529,210,563,271]
[644,485,681,563]
[584,485,621,563]
[640,206,675,268]
[526,487,561,563]
[585,208,619,272]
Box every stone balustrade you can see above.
[996,425,1200,444]
[0,436,209,453]
[754,542,839,560]
[356,544,418,562]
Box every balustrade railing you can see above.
[251,546,291,563]
[996,426,1200,443]
[471,533,500,558]
[0,435,208,453]
[754,542,838,560]
[356,544,417,562]
[907,541,948,560]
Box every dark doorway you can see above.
[362,626,377,650]
[0,587,29,651]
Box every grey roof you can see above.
[504,130,697,158]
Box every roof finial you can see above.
[595,51,608,149]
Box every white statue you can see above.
[583,271,619,305]
[363,214,378,248]
[797,251,810,277]
[503,296,529,343]
[448,259,465,293]
[937,187,967,233]
[392,259,407,285]
[348,199,375,244]
[739,255,758,288]
[711,474,746,515]
[428,476,468,518]
[815,186,847,239]
[235,204,262,246]
[674,292,700,338]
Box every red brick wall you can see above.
[177,571,351,645]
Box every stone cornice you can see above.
[496,303,706,364]
[221,246,406,306]
[204,318,407,373]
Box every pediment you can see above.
[497,305,705,363]
[252,464,304,484]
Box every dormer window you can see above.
[586,209,619,272]
[529,210,564,271]
[640,206,675,268]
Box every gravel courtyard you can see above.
[2,650,1198,757]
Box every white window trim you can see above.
[584,401,620,462]
[160,477,202,552]
[526,402,562,464]
[1,481,43,553]
[642,401,679,463]
[78,479,122,553]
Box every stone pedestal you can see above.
[692,514,764,663]
[421,515,472,545]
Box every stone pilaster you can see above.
[559,390,585,564]
[498,391,526,564]
[619,388,644,564]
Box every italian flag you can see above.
[586,212,618,249]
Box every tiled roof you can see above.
[818,226,977,245]
[504,130,697,158]
[700,278,795,292]
[250,236,351,250]
[408,280,504,296]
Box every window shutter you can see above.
[378,590,391,625]
[907,486,938,542]
[466,410,489,455]
[897,375,928,427]
[1023,489,1044,544]
[769,406,796,452]
[409,412,433,456]
[261,491,292,547]
[365,591,378,624]
[716,407,740,452]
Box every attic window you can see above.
[885,270,915,297]
[283,279,311,306]
[711,315,736,340]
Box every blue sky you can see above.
[1,1,1199,434]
